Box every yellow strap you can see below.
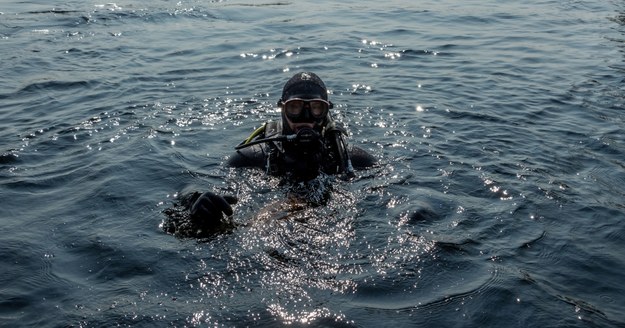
[242,123,267,145]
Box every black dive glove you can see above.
[190,191,238,224]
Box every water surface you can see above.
[1,0,624,327]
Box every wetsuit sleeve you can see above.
[227,143,267,169]
[349,146,377,169]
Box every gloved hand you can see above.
[190,191,238,224]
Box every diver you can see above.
[163,72,376,238]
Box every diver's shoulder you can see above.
[349,145,377,169]
[228,122,278,168]
[228,143,267,168]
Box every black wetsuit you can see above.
[228,120,376,181]
[162,119,376,238]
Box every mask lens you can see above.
[309,100,328,118]
[283,99,329,120]
[284,100,304,117]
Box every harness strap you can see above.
[263,121,282,175]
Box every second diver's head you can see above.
[278,72,333,135]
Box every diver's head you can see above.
[278,72,333,135]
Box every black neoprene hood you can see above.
[281,72,329,101]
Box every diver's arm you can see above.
[171,137,266,233]
[190,191,237,221]
[177,186,237,221]
[164,187,238,238]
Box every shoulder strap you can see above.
[262,120,283,175]
[264,120,281,138]
[321,119,355,178]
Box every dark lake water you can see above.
[2,0,625,327]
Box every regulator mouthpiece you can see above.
[294,128,319,144]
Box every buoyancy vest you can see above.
[237,120,354,180]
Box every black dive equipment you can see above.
[234,124,355,179]
[235,127,320,150]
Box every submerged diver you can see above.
[164,72,376,237]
